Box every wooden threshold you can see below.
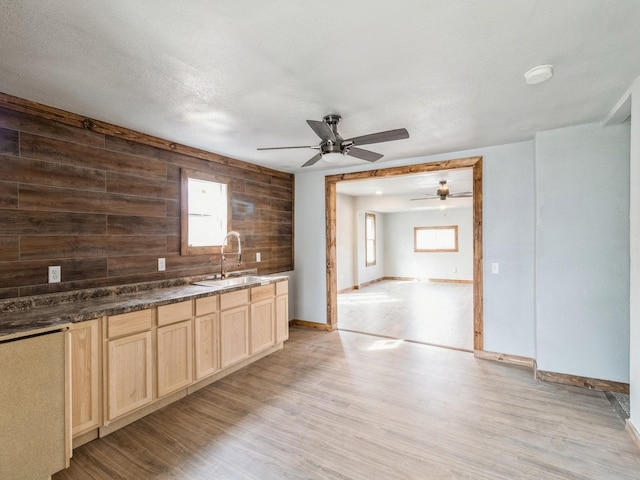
[474,350,535,369]
[289,320,334,331]
[429,278,474,284]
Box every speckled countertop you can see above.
[0,272,288,341]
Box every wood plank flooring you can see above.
[54,327,640,479]
[338,280,473,350]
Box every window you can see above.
[365,213,376,266]
[414,225,458,252]
[180,169,230,255]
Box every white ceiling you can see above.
[1,1,639,174]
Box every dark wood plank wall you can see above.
[0,103,293,299]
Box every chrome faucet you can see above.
[220,231,242,278]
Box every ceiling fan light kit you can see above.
[257,114,410,167]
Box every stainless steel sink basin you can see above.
[192,275,271,289]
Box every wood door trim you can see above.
[325,156,484,350]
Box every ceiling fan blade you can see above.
[410,196,439,201]
[301,152,323,168]
[306,120,336,142]
[346,147,383,162]
[448,192,473,198]
[257,145,319,151]
[347,128,409,146]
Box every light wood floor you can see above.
[338,280,473,350]
[54,328,639,479]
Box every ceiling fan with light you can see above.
[411,180,473,201]
[257,114,409,167]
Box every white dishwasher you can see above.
[0,330,69,479]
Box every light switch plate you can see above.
[491,262,499,274]
[158,258,166,271]
[256,252,261,262]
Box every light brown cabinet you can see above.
[105,310,153,422]
[157,301,193,398]
[220,289,250,369]
[194,295,219,380]
[70,319,101,437]
[250,284,275,354]
[275,280,289,343]
[157,320,193,397]
[68,279,288,444]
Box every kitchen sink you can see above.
[192,275,271,289]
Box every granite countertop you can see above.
[0,273,289,342]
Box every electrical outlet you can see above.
[256,252,261,262]
[158,258,166,271]
[491,262,500,274]
[48,265,61,283]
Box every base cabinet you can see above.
[67,279,288,451]
[220,305,250,369]
[275,281,289,343]
[70,319,101,437]
[194,313,219,380]
[157,320,193,397]
[105,309,153,423]
[251,298,274,354]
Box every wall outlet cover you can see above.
[158,258,166,271]
[48,265,61,283]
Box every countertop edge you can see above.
[0,275,289,340]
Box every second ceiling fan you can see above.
[257,114,409,167]
[411,180,473,201]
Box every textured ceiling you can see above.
[1,1,639,173]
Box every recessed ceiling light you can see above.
[524,64,553,85]
[375,190,383,195]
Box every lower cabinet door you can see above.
[70,319,101,436]
[107,331,153,421]
[275,294,289,343]
[250,298,275,354]
[220,305,249,368]
[157,320,193,397]
[194,313,219,380]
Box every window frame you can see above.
[414,225,459,253]
[365,212,377,267]
[180,168,231,255]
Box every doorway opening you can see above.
[325,156,484,351]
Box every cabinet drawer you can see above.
[251,284,274,302]
[220,289,249,310]
[158,300,192,327]
[107,309,152,338]
[195,295,218,316]
[276,280,288,296]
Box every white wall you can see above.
[294,140,537,360]
[535,123,630,382]
[336,193,356,291]
[294,125,631,384]
[628,78,640,429]
[384,208,473,281]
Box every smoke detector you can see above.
[524,65,554,85]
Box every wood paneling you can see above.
[0,93,293,298]
[0,211,106,235]
[0,127,19,155]
[0,181,18,208]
